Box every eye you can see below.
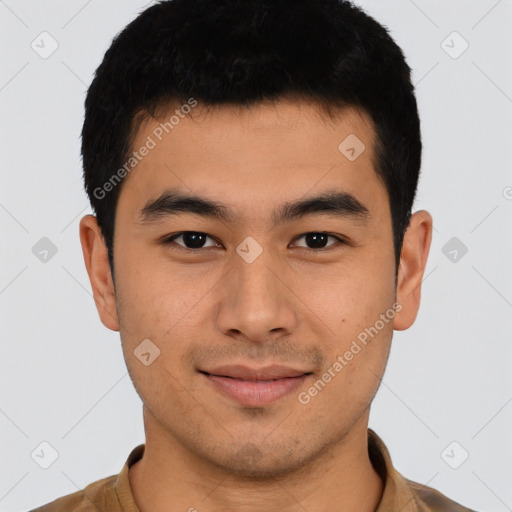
[164,231,220,250]
[162,231,346,252]
[291,232,345,250]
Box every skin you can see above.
[80,98,432,512]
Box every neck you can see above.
[129,408,384,512]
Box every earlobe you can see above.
[79,215,120,331]
[394,210,433,331]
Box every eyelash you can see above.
[161,231,347,252]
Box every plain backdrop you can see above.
[1,1,511,510]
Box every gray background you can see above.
[1,0,511,510]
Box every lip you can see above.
[201,364,310,381]
[200,364,312,407]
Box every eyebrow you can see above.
[138,187,370,227]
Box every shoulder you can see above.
[407,478,477,512]
[28,474,119,512]
[367,429,477,512]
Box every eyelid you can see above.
[290,232,346,250]
[163,232,220,249]
[162,231,348,252]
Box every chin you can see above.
[202,440,319,481]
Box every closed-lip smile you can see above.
[199,364,312,406]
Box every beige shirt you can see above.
[30,429,475,512]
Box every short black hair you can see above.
[82,0,421,275]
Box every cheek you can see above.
[307,318,393,416]
[113,245,184,334]
[306,261,395,334]
[114,249,220,374]
[300,260,395,403]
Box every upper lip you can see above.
[200,364,311,381]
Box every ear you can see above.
[394,210,433,331]
[79,214,120,331]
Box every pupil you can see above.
[181,233,328,249]
[184,232,206,248]
[306,233,327,249]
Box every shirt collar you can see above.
[368,428,420,511]
[115,443,144,512]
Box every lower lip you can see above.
[202,373,309,406]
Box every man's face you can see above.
[110,99,397,476]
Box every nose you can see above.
[215,248,298,344]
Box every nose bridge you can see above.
[237,251,278,310]
[216,242,297,341]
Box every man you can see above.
[31,0,475,510]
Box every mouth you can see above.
[199,364,313,406]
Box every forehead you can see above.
[117,98,387,224]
